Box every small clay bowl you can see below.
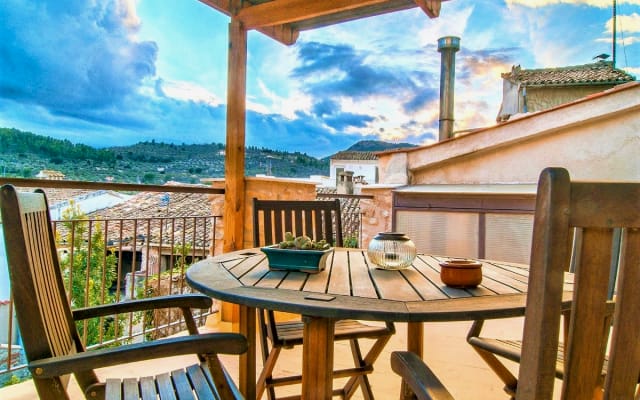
[439,259,483,288]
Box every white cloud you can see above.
[117,0,141,30]
[606,12,640,34]
[249,80,312,118]
[160,80,221,106]
[507,0,640,8]
[417,4,473,45]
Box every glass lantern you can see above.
[367,232,417,270]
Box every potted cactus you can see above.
[261,232,334,273]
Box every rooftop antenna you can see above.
[613,0,617,67]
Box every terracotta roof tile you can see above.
[502,61,635,87]
[330,151,378,161]
[83,183,215,249]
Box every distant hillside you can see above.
[0,128,328,184]
[320,140,418,161]
[346,140,418,152]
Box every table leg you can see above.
[400,322,424,400]
[238,305,256,400]
[302,316,336,399]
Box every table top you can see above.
[187,248,574,323]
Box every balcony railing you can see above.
[0,178,369,386]
[0,178,224,385]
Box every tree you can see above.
[58,201,123,346]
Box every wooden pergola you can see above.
[198,0,447,253]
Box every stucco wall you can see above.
[526,85,613,113]
[380,82,640,185]
[330,159,379,185]
[413,111,640,184]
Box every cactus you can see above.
[278,232,331,250]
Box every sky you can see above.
[0,1,638,158]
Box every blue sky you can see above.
[0,0,638,158]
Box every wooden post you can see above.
[303,316,335,399]
[223,18,247,253]
[238,305,257,400]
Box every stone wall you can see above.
[207,177,319,254]
[359,185,397,248]
[207,177,318,321]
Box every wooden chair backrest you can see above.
[0,185,95,398]
[517,168,640,400]
[252,198,343,247]
[252,198,343,346]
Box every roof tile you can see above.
[502,61,635,87]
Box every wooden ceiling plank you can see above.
[236,0,390,29]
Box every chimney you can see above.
[437,36,460,141]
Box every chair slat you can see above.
[156,372,177,400]
[604,229,640,398]
[123,377,141,400]
[139,376,157,400]
[186,364,217,400]
[106,378,123,400]
[563,228,613,399]
[171,369,196,400]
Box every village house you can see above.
[496,60,634,122]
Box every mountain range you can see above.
[0,127,417,184]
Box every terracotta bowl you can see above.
[439,259,483,288]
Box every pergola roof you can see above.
[199,0,446,44]
[196,0,447,257]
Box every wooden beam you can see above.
[197,0,233,17]
[414,0,442,18]
[257,25,300,45]
[236,0,389,29]
[223,18,247,253]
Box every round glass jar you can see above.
[367,232,417,270]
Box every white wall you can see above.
[329,159,378,186]
[378,82,640,185]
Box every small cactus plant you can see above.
[278,232,331,250]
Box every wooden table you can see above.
[186,248,574,400]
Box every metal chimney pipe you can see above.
[438,36,460,141]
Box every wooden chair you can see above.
[0,184,247,400]
[390,167,640,400]
[253,198,395,400]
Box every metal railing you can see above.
[0,178,224,385]
[316,192,371,248]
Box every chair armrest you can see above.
[29,332,247,378]
[390,351,455,400]
[72,294,213,320]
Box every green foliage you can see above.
[0,373,27,388]
[0,127,330,183]
[58,201,124,346]
[0,127,116,162]
[343,236,358,248]
[137,245,194,340]
[142,172,156,183]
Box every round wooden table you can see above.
[186,248,573,399]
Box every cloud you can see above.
[157,79,222,106]
[0,0,157,127]
[507,0,639,7]
[1,0,637,160]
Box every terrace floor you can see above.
[1,313,554,399]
